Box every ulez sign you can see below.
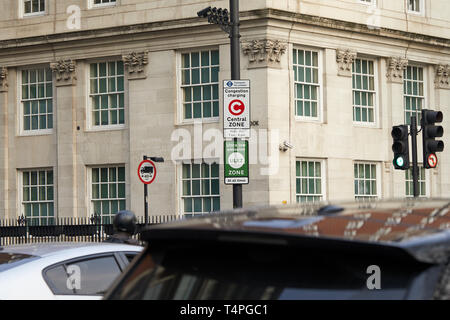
[224,139,249,185]
[223,80,250,139]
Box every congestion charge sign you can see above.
[223,80,250,139]
[224,140,249,185]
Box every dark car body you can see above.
[105,199,450,300]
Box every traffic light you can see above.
[422,109,444,169]
[391,125,410,170]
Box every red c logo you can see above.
[229,100,245,116]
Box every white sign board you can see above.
[223,80,250,138]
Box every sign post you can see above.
[138,156,157,225]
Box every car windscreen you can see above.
[0,252,38,272]
[107,241,434,300]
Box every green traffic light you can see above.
[395,156,405,167]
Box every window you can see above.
[23,0,45,16]
[354,163,378,199]
[91,166,126,224]
[293,49,320,119]
[405,166,426,197]
[21,68,53,133]
[404,66,424,125]
[407,0,423,13]
[181,162,220,215]
[21,169,54,226]
[352,58,376,124]
[44,255,122,296]
[181,50,219,121]
[296,160,324,202]
[89,61,125,128]
[90,0,117,8]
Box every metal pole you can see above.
[143,155,149,224]
[230,0,243,208]
[410,117,419,198]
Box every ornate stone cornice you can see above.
[435,64,450,89]
[0,67,7,92]
[242,39,287,69]
[336,49,357,77]
[122,51,148,80]
[50,59,76,86]
[386,57,408,83]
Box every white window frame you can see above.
[406,0,425,15]
[88,0,118,10]
[87,165,127,223]
[177,48,220,125]
[86,59,127,131]
[292,46,324,123]
[352,57,379,128]
[178,159,221,216]
[17,65,54,136]
[20,0,47,18]
[403,64,427,126]
[295,158,327,203]
[353,161,381,200]
[405,165,430,198]
[17,168,55,225]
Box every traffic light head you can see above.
[422,109,444,168]
[391,125,410,170]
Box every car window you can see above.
[45,255,122,296]
[107,243,434,300]
[125,254,138,264]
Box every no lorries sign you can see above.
[138,160,156,185]
[224,80,250,138]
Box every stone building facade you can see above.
[0,0,449,223]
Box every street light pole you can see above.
[197,0,243,208]
[229,0,242,208]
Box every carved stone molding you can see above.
[50,59,77,86]
[386,57,408,83]
[336,49,357,77]
[122,51,148,80]
[242,39,287,69]
[0,67,7,92]
[435,64,450,89]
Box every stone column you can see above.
[0,67,8,219]
[50,59,78,218]
[386,57,408,197]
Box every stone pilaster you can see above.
[52,60,78,218]
[122,51,149,80]
[242,39,287,69]
[386,57,408,83]
[435,64,450,90]
[336,49,357,77]
[0,67,8,218]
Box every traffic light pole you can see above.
[230,0,243,209]
[410,117,419,198]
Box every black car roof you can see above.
[142,198,450,264]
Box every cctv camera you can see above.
[197,6,211,18]
[283,141,294,149]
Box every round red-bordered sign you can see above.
[138,160,157,185]
[228,99,245,116]
[427,153,438,168]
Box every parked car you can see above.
[0,242,142,300]
[105,199,450,300]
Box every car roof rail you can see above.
[317,205,344,215]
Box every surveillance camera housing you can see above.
[283,141,294,149]
[197,6,211,18]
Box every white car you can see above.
[0,242,143,300]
